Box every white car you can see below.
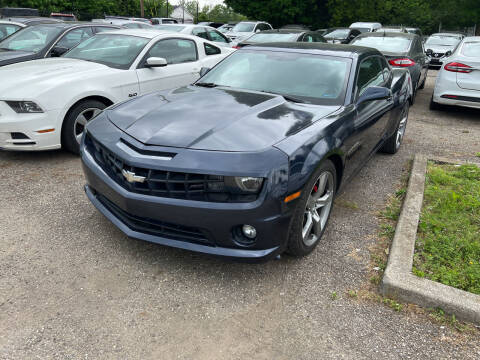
[430,36,480,110]
[349,22,382,33]
[153,23,233,47]
[225,21,272,43]
[0,29,234,153]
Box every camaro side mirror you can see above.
[357,86,391,106]
[199,67,211,77]
[145,57,168,68]
[50,46,69,57]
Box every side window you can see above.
[146,38,197,65]
[302,34,314,43]
[356,56,384,97]
[208,30,228,43]
[56,27,94,49]
[258,23,270,31]
[192,27,209,40]
[379,57,391,82]
[204,43,221,55]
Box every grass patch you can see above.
[475,152,480,158]
[413,162,480,295]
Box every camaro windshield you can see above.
[425,36,460,46]
[232,23,255,32]
[198,49,350,105]
[154,25,186,32]
[64,34,150,69]
[351,36,411,52]
[0,25,62,52]
[324,29,349,39]
[247,33,298,42]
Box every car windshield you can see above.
[425,36,460,46]
[324,29,349,39]
[351,36,411,52]
[154,25,185,32]
[63,34,150,70]
[246,33,298,42]
[461,41,480,57]
[0,23,21,40]
[198,49,350,105]
[355,28,370,33]
[232,23,255,32]
[0,25,62,52]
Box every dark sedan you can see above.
[351,32,428,102]
[235,29,326,48]
[323,27,361,44]
[0,22,120,67]
[81,43,411,261]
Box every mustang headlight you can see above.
[6,101,44,113]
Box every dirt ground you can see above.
[1,71,479,359]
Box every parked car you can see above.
[424,33,463,68]
[349,22,382,32]
[377,26,408,33]
[80,43,411,261]
[0,23,120,67]
[217,23,235,34]
[323,27,361,44]
[151,17,178,25]
[225,21,272,42]
[0,29,234,153]
[0,20,25,40]
[197,22,223,28]
[94,18,153,29]
[351,32,427,102]
[105,16,152,25]
[50,13,77,21]
[280,24,310,30]
[430,36,480,110]
[153,24,232,47]
[406,27,423,37]
[234,29,326,48]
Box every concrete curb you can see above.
[381,154,480,324]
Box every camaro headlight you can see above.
[6,101,44,113]
[206,176,264,194]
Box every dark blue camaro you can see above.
[81,43,412,261]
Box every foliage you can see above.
[413,163,480,295]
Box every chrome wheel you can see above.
[74,108,102,144]
[396,103,409,149]
[302,171,334,246]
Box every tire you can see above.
[419,72,427,89]
[62,100,106,154]
[429,94,441,111]
[286,160,337,257]
[380,101,409,154]
[409,85,416,105]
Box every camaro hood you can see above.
[0,49,36,66]
[0,58,117,99]
[107,86,340,152]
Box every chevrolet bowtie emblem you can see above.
[122,169,146,183]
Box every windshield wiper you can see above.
[259,90,306,103]
[195,82,219,88]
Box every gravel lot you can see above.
[1,71,479,359]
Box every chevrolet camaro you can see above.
[81,43,411,261]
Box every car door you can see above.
[136,37,201,95]
[410,37,427,88]
[345,56,393,174]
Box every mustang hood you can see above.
[0,49,36,67]
[108,87,340,152]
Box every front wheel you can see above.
[286,160,337,257]
[380,101,409,154]
[62,100,106,154]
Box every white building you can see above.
[170,5,194,24]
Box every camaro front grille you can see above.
[85,134,258,203]
[97,195,213,245]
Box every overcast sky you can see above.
[197,0,224,6]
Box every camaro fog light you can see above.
[6,101,43,113]
[242,225,257,239]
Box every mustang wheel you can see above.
[62,100,106,154]
[380,101,409,154]
[286,160,337,257]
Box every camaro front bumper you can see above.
[81,117,294,261]
[0,102,62,151]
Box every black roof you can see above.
[356,32,417,40]
[246,42,380,58]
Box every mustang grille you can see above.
[85,134,258,203]
[97,195,213,245]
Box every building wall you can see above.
[171,7,194,24]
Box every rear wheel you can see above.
[380,101,409,154]
[62,100,106,154]
[419,72,427,89]
[429,94,441,111]
[286,160,337,257]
